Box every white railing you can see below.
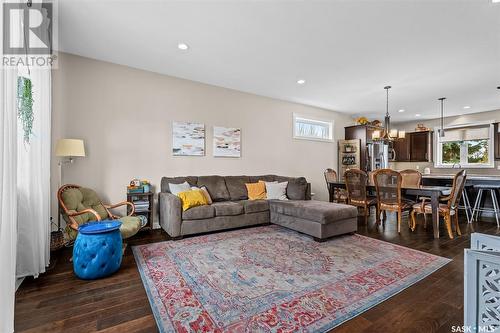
[465,233,500,333]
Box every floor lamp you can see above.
[55,139,86,229]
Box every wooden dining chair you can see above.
[410,170,467,239]
[400,168,423,203]
[324,168,347,203]
[344,169,377,224]
[400,169,422,188]
[373,169,415,232]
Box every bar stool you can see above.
[460,187,473,224]
[472,184,500,227]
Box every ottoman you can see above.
[73,220,123,279]
[270,200,358,241]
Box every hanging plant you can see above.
[17,76,34,144]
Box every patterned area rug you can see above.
[133,226,450,332]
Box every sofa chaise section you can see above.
[270,200,358,240]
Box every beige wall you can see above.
[51,53,353,227]
[390,109,500,174]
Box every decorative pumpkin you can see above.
[356,117,369,125]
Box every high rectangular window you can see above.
[293,114,334,142]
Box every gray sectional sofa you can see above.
[158,175,357,240]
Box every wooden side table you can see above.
[126,192,154,231]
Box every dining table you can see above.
[328,181,452,239]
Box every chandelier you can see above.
[372,86,405,142]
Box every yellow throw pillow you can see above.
[246,182,267,200]
[177,189,209,211]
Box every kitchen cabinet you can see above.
[392,138,409,162]
[409,131,431,161]
[391,131,432,162]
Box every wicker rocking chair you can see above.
[57,184,141,241]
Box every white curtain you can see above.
[0,26,19,333]
[16,67,51,278]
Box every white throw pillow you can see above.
[169,181,191,196]
[265,181,288,200]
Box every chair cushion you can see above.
[61,187,109,224]
[380,198,415,211]
[224,176,250,200]
[241,200,269,214]
[412,203,454,215]
[161,176,198,193]
[197,176,231,202]
[270,200,357,224]
[350,196,377,206]
[212,202,244,216]
[182,205,215,220]
[118,216,141,239]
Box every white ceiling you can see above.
[58,0,500,122]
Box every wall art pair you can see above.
[172,121,241,157]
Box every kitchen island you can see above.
[422,173,500,222]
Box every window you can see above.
[293,114,334,142]
[435,123,494,168]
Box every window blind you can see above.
[441,125,490,142]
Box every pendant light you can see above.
[438,97,446,138]
[371,85,404,141]
[384,86,392,139]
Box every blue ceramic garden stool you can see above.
[73,220,123,280]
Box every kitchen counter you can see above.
[422,174,500,181]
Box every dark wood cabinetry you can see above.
[345,126,433,164]
[409,131,431,161]
[392,138,409,161]
[391,131,432,162]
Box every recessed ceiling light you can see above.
[296,79,306,85]
[177,43,189,50]
[398,109,405,113]
[415,114,421,117]
[463,106,471,109]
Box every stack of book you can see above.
[134,200,150,212]
[127,185,144,194]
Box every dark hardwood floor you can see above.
[15,213,500,333]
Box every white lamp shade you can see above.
[55,139,86,157]
[389,129,398,138]
[398,130,406,139]
[372,130,381,139]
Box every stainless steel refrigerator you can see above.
[366,141,389,172]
